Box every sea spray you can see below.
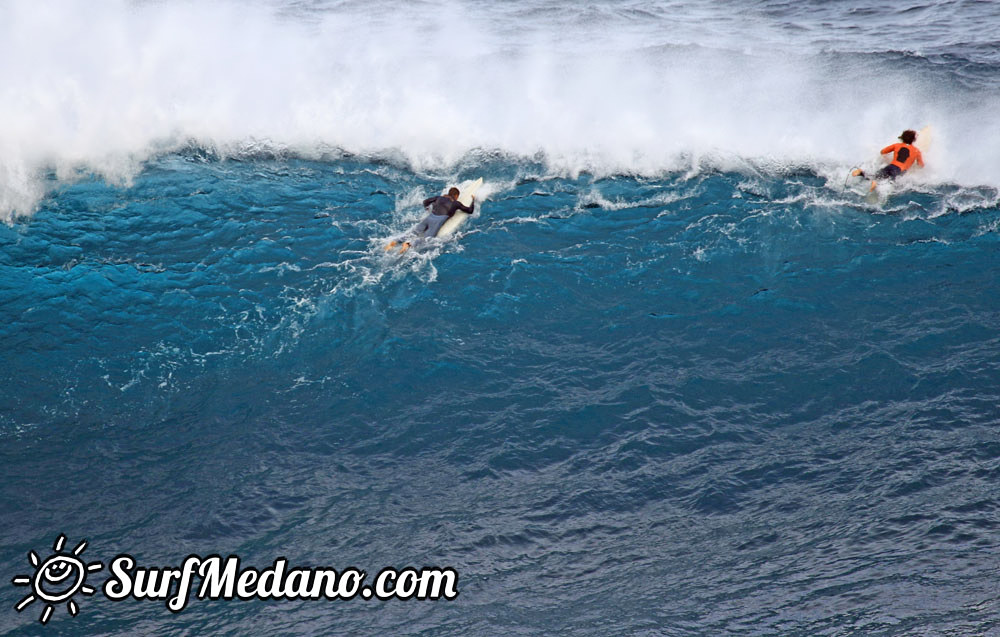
[2,0,999,220]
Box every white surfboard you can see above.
[915,125,932,153]
[436,177,483,238]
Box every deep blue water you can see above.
[3,1,1000,635]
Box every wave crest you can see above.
[2,0,999,220]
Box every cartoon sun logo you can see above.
[11,534,103,624]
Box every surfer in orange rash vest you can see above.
[852,129,924,191]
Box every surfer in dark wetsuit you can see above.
[852,129,924,192]
[385,187,475,254]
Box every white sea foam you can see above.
[2,0,998,221]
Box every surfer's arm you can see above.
[879,143,899,156]
[455,200,475,214]
[422,196,437,208]
[915,148,924,167]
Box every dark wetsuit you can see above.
[423,195,474,219]
[414,196,475,238]
[874,164,903,180]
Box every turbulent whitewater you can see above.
[2,0,1000,218]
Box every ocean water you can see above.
[2,0,1000,634]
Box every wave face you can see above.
[2,0,1000,219]
[2,2,1000,636]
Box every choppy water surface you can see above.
[2,1,999,634]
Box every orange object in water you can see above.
[880,143,924,172]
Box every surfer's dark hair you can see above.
[899,130,917,144]
[448,187,460,197]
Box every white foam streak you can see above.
[2,0,998,220]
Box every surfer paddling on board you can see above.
[851,129,924,191]
[385,187,476,254]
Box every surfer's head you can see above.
[448,187,460,199]
[899,130,917,144]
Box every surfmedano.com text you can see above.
[104,554,459,612]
